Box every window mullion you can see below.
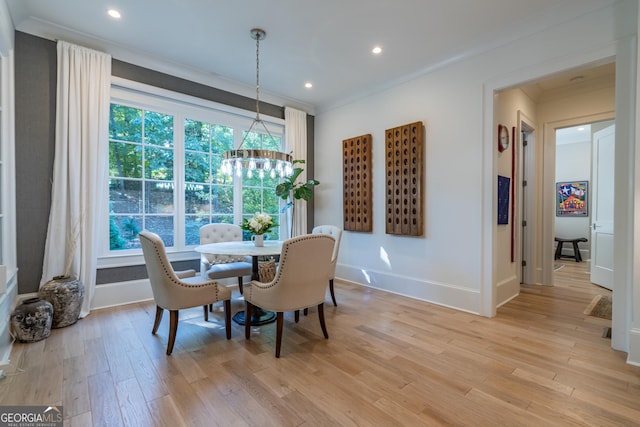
[233,128,243,225]
[173,114,185,251]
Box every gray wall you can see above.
[14,31,315,293]
[15,32,56,294]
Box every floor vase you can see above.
[11,297,53,342]
[39,275,85,328]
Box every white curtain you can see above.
[40,41,111,318]
[284,106,307,237]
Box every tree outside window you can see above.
[109,104,174,249]
[107,98,286,253]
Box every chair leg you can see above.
[224,300,231,339]
[245,301,253,339]
[572,242,582,262]
[152,306,163,334]
[329,279,337,306]
[275,312,284,358]
[209,304,213,312]
[203,305,209,322]
[167,310,179,355]
[238,277,244,295]
[554,241,563,260]
[317,303,328,339]
[294,310,300,323]
[303,308,309,316]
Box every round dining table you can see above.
[194,240,283,326]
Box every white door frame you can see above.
[518,111,536,285]
[483,38,636,361]
[541,113,615,288]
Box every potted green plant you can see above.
[275,159,319,236]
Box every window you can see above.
[241,133,282,241]
[183,119,234,245]
[109,105,175,250]
[107,84,285,254]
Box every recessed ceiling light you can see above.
[372,46,382,55]
[304,82,313,89]
[108,9,121,19]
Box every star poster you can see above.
[556,181,588,216]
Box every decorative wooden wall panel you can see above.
[342,134,372,232]
[385,121,423,236]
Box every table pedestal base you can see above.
[232,308,277,326]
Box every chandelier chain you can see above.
[220,27,293,179]
[255,31,261,120]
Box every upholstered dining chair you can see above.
[312,225,343,306]
[139,231,232,355]
[200,223,253,294]
[243,234,335,357]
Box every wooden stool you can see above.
[554,237,588,262]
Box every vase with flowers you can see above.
[241,212,277,246]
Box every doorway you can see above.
[553,120,615,294]
[516,62,616,288]
[487,39,637,356]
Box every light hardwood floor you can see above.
[1,263,637,426]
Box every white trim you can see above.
[541,111,615,287]
[0,271,18,365]
[496,274,520,307]
[629,328,640,366]
[0,21,16,369]
[335,264,481,315]
[92,279,153,310]
[611,35,637,355]
[518,111,537,286]
[0,0,13,56]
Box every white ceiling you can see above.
[6,0,618,113]
[556,124,592,145]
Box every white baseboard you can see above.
[335,263,481,315]
[0,272,18,366]
[496,275,520,308]
[92,279,154,310]
[628,327,640,366]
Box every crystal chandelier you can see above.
[220,28,293,179]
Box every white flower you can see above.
[241,212,276,235]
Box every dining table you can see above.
[194,240,283,326]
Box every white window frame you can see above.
[99,78,285,267]
[0,47,16,291]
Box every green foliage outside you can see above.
[109,103,284,249]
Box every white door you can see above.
[590,124,615,290]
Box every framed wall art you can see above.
[556,181,588,217]
[497,175,510,225]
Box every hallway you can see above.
[553,258,612,298]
